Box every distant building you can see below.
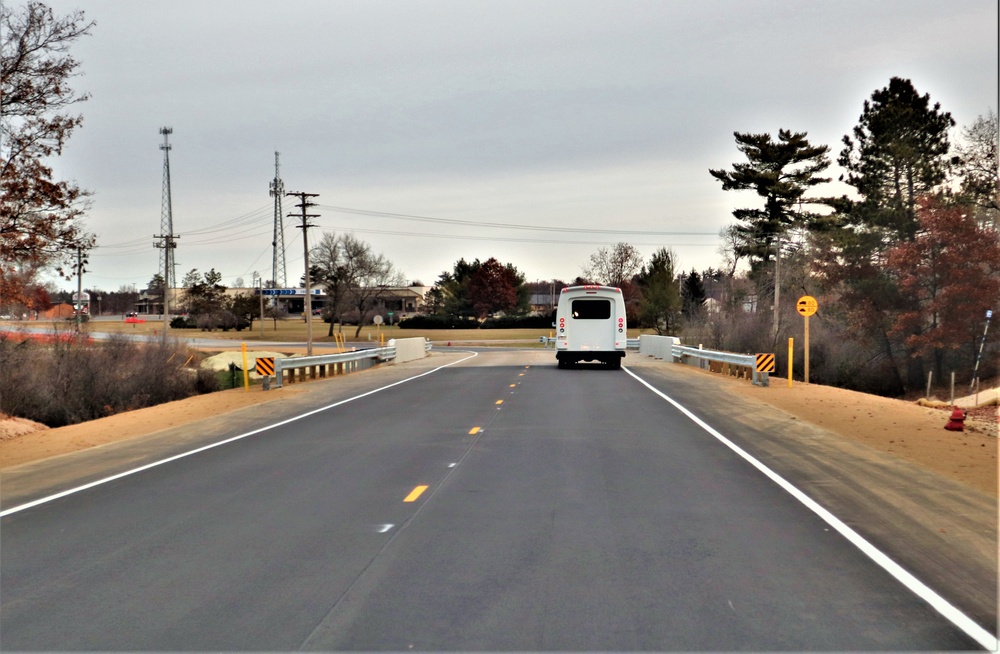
[134,286,436,319]
[525,281,565,315]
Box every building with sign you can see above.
[134,285,432,320]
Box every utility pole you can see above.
[270,152,287,289]
[154,233,179,337]
[772,230,781,340]
[253,271,264,338]
[287,191,319,355]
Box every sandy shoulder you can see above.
[727,378,997,497]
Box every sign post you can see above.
[971,309,992,390]
[788,337,794,388]
[241,342,250,392]
[796,296,818,384]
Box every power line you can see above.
[317,204,717,237]
[181,205,272,235]
[317,224,718,247]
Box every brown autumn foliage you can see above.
[467,257,520,319]
[887,197,1000,381]
[1,1,95,307]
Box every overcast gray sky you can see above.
[42,0,999,292]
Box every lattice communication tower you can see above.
[269,151,287,288]
[158,127,177,290]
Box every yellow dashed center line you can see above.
[495,400,504,405]
[509,384,517,388]
[469,426,480,435]
[404,485,428,502]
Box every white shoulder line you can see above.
[623,365,997,652]
[0,352,479,520]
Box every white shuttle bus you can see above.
[555,285,627,369]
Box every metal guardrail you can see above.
[270,339,434,388]
[274,346,394,388]
[672,344,769,386]
[539,334,768,386]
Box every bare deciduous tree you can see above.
[310,231,349,335]
[952,109,999,230]
[584,242,643,287]
[339,234,404,337]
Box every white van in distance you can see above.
[555,285,627,369]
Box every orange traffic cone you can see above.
[944,407,966,432]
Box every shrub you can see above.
[399,315,480,329]
[0,331,218,427]
[480,314,553,329]
[194,366,220,394]
[171,315,196,329]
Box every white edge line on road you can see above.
[0,351,479,520]
[623,366,998,652]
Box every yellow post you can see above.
[241,342,250,391]
[787,337,793,387]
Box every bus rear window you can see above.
[571,299,611,319]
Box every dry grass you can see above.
[24,318,645,346]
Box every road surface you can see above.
[0,350,991,650]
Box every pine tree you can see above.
[819,78,957,391]
[838,77,955,241]
[681,270,706,320]
[636,248,681,335]
[709,129,831,273]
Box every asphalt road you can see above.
[0,350,989,650]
